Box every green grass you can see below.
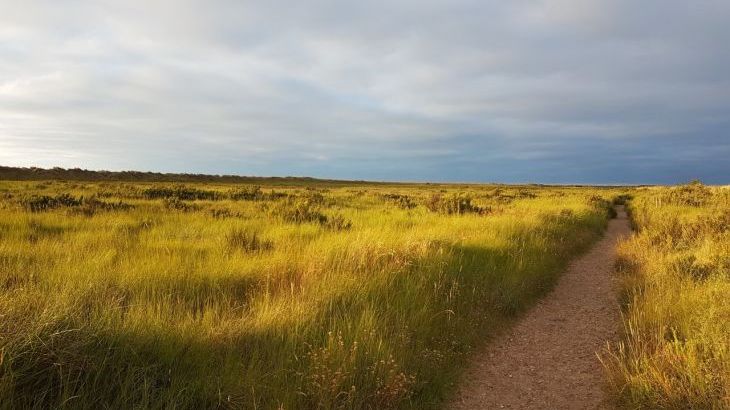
[0,180,617,408]
[602,182,730,409]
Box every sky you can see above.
[1,0,729,184]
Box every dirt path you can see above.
[449,206,631,409]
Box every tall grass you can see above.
[0,181,615,408]
[602,182,730,409]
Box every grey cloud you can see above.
[0,0,728,183]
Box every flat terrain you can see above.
[2,173,726,408]
[604,184,730,408]
[0,180,617,408]
[450,206,630,409]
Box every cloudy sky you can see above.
[1,0,729,183]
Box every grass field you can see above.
[603,182,730,408]
[0,180,617,409]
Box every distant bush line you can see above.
[0,165,385,186]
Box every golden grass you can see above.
[602,183,730,409]
[0,181,616,408]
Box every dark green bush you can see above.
[20,193,134,215]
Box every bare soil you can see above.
[449,206,631,409]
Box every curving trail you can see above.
[449,206,631,409]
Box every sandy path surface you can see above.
[449,206,631,409]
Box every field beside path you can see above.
[0,180,618,409]
[603,183,730,409]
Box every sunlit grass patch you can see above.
[0,180,617,408]
[602,183,730,409]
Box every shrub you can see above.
[229,186,289,201]
[229,186,263,200]
[142,187,175,199]
[268,198,351,229]
[71,197,135,216]
[424,193,488,215]
[19,193,134,215]
[143,185,219,201]
[303,192,326,205]
[267,191,290,200]
[323,214,352,231]
[516,189,537,199]
[269,198,328,224]
[20,195,56,212]
[612,194,632,205]
[381,193,417,210]
[163,198,198,212]
[670,254,716,281]
[658,180,713,207]
[588,195,616,219]
[208,208,242,219]
[20,194,83,212]
[697,209,730,235]
[226,229,273,252]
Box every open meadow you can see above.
[0,179,617,409]
[3,0,728,408]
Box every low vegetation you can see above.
[0,179,619,408]
[424,193,490,215]
[603,182,730,408]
